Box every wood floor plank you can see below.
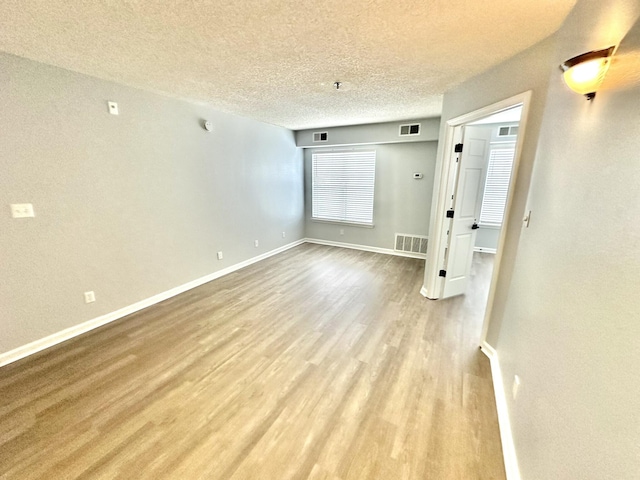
[0,244,505,479]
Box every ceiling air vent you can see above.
[498,125,519,137]
[399,123,421,136]
[313,132,328,142]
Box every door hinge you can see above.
[439,270,447,277]
[446,209,454,218]
[454,143,463,153]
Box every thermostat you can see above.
[413,173,423,179]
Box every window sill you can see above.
[310,218,375,229]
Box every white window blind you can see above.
[312,150,376,226]
[479,146,515,226]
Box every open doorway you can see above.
[422,91,532,346]
[468,106,522,255]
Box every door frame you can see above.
[423,91,532,344]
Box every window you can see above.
[312,150,376,226]
[479,146,515,227]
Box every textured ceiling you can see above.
[0,0,577,130]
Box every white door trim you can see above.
[424,91,532,345]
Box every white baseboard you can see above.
[481,341,521,480]
[474,246,497,254]
[305,238,426,260]
[0,239,306,368]
[420,285,429,298]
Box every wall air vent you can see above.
[399,123,421,136]
[394,233,428,257]
[498,125,519,137]
[313,132,328,142]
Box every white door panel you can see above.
[460,168,483,218]
[442,127,490,298]
[450,233,473,278]
[469,137,486,156]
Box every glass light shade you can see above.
[560,47,615,98]
[562,57,610,95]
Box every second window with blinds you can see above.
[311,150,376,226]
[479,145,516,227]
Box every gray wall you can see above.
[304,142,437,250]
[439,0,640,478]
[296,118,440,148]
[0,52,304,356]
[475,227,500,251]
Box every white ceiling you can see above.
[0,0,577,130]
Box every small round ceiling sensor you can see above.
[203,121,213,132]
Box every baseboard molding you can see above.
[305,238,427,260]
[0,239,306,368]
[474,246,497,254]
[420,285,429,298]
[481,341,521,480]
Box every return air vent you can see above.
[313,132,328,142]
[399,123,421,136]
[498,125,519,137]
[394,233,428,256]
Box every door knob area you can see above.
[471,223,479,230]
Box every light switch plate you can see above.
[217,251,223,260]
[11,203,35,218]
[84,291,96,303]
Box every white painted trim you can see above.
[304,238,426,259]
[0,239,306,368]
[420,285,429,298]
[474,246,497,254]
[480,340,497,359]
[481,342,521,480]
[424,123,460,299]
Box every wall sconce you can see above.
[560,47,615,100]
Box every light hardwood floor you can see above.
[0,244,504,479]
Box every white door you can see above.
[442,128,488,298]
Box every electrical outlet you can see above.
[512,375,521,400]
[217,251,223,260]
[84,291,96,304]
[108,101,119,115]
[282,231,286,238]
[339,229,344,235]
[254,240,259,247]
[10,203,35,218]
